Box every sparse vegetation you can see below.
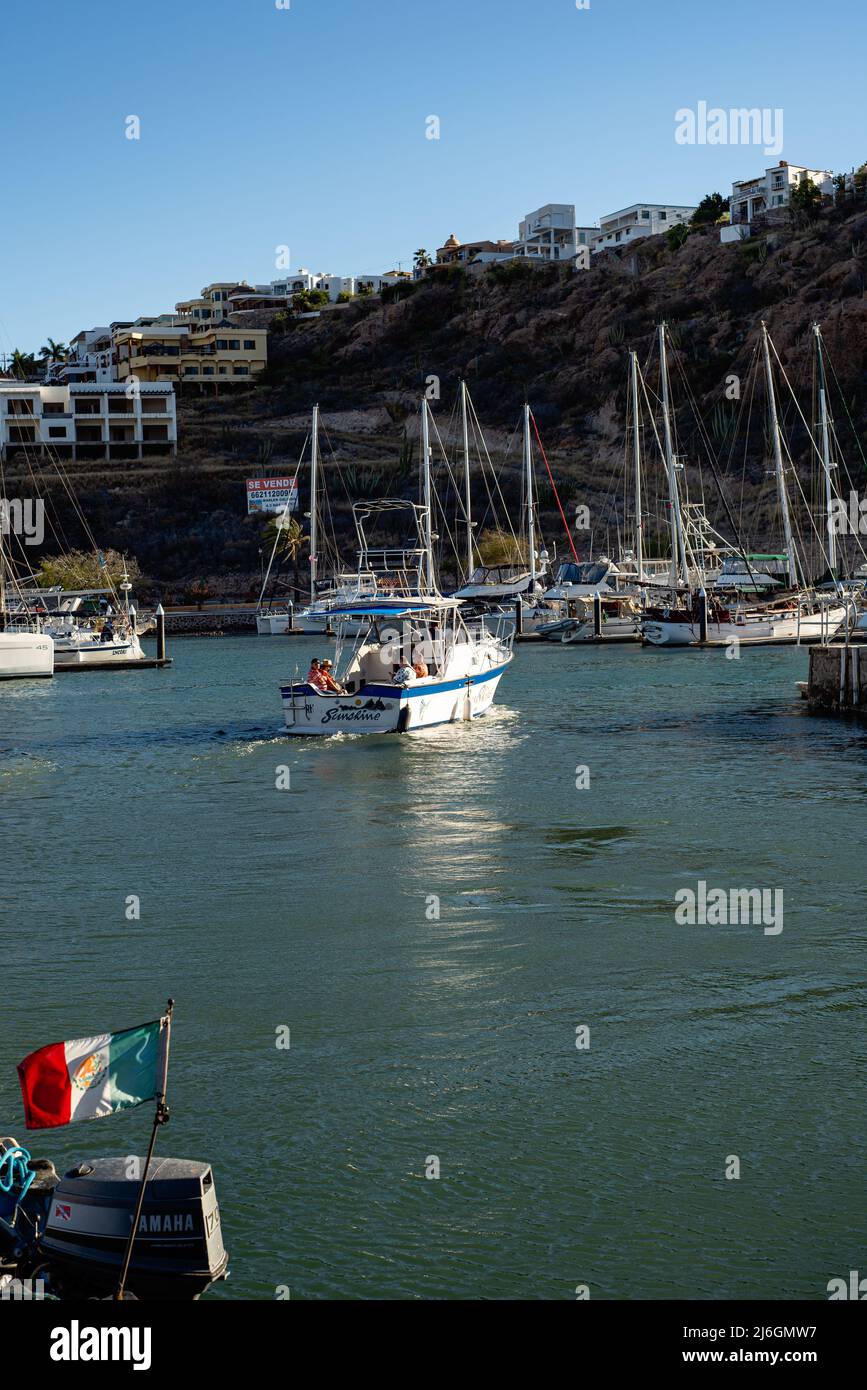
[36,548,140,592]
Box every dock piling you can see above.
[156,604,166,662]
[593,592,603,639]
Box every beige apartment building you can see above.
[113,322,268,387]
[175,281,254,324]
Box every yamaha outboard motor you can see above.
[41,1156,228,1300]
[1,1141,228,1300]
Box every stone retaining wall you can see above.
[164,612,258,636]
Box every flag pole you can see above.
[114,998,174,1301]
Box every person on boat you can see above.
[393,663,417,685]
[307,658,328,690]
[412,658,428,679]
[100,620,114,644]
[318,658,345,694]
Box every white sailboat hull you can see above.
[642,606,849,647]
[256,613,294,635]
[0,632,54,679]
[281,658,511,736]
[51,633,145,666]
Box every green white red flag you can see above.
[17,1018,169,1130]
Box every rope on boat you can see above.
[0,1145,35,1202]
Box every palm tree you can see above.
[9,349,37,379]
[413,248,431,273]
[263,515,306,597]
[39,338,68,362]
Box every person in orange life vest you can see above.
[412,658,428,678]
[318,658,345,693]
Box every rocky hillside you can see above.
[12,203,867,597]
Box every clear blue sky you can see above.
[2,0,864,352]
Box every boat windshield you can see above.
[556,561,611,585]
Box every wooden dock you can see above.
[53,658,173,673]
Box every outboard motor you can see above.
[40,1156,228,1300]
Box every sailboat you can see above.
[641,322,852,647]
[0,517,54,680]
[256,405,377,636]
[279,399,514,735]
[538,347,693,643]
[452,387,552,611]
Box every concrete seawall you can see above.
[164,608,258,636]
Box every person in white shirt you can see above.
[393,664,416,685]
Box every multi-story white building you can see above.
[592,202,697,251]
[317,274,357,301]
[267,268,322,297]
[729,160,832,225]
[516,204,580,262]
[57,327,115,384]
[0,382,177,460]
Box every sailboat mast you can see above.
[524,403,537,589]
[761,323,799,589]
[813,324,837,578]
[0,506,6,629]
[421,398,434,589]
[309,403,320,605]
[460,380,473,581]
[630,351,644,582]
[659,323,689,587]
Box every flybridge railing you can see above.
[360,547,428,573]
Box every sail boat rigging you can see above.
[642,321,853,647]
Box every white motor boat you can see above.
[281,597,512,736]
[279,407,514,736]
[453,564,540,602]
[0,631,54,679]
[538,592,643,643]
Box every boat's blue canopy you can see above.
[329,599,457,617]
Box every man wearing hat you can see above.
[318,657,345,694]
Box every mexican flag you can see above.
[17,1020,166,1130]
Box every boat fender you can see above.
[397,705,411,733]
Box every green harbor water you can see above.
[1,635,864,1300]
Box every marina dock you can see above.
[52,656,172,672]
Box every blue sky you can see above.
[2,0,865,352]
